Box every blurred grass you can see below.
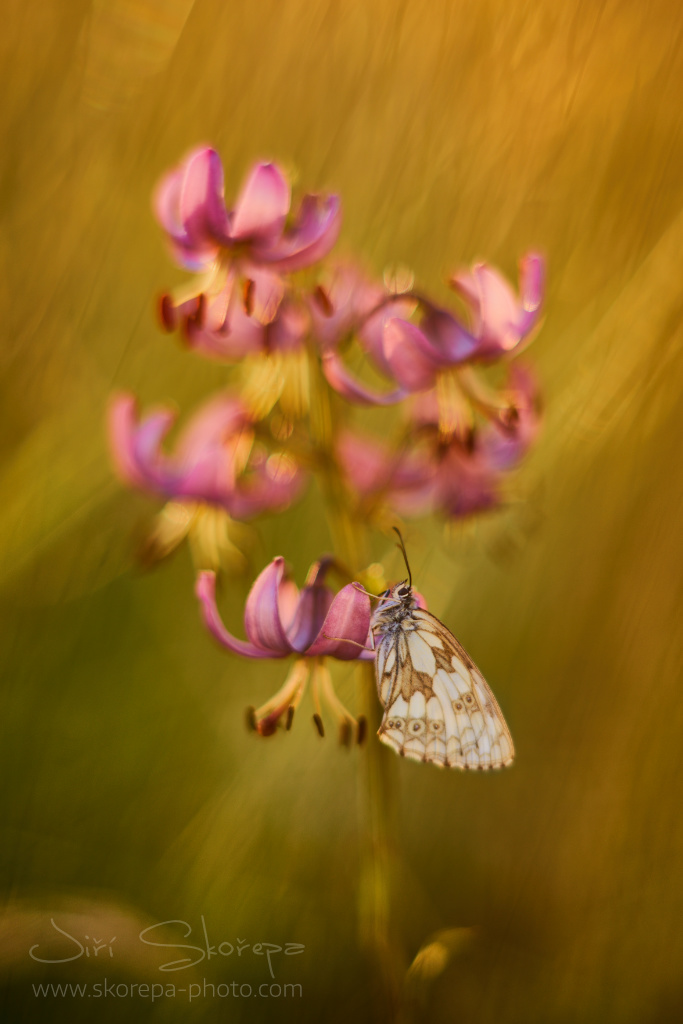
[1,0,683,1021]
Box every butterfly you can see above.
[369,531,514,770]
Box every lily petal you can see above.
[243,557,294,652]
[256,194,342,272]
[382,319,442,390]
[179,147,231,247]
[230,162,291,242]
[450,252,545,359]
[322,351,407,406]
[306,582,372,659]
[196,571,286,658]
[286,562,336,652]
[154,147,229,269]
[108,393,176,492]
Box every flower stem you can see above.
[309,352,407,1020]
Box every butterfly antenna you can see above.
[392,527,412,590]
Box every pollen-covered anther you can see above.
[313,713,325,738]
[159,293,177,332]
[243,278,255,316]
[312,284,334,317]
[339,720,353,747]
[311,659,358,749]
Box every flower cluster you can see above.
[109,146,545,740]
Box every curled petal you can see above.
[450,252,545,359]
[286,563,335,652]
[322,351,407,406]
[108,393,176,492]
[195,571,285,658]
[358,295,417,376]
[418,305,480,363]
[230,162,291,242]
[306,583,372,660]
[154,147,229,269]
[256,194,342,272]
[154,167,216,271]
[382,319,442,391]
[243,557,293,653]
[179,148,231,246]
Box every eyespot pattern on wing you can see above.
[373,608,514,770]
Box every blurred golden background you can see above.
[1,0,683,1021]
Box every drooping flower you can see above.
[196,557,372,740]
[108,390,305,567]
[155,148,341,338]
[324,253,544,411]
[407,364,542,519]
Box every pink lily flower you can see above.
[407,364,541,518]
[156,148,340,338]
[329,253,544,402]
[108,390,305,519]
[196,558,372,740]
[155,147,341,272]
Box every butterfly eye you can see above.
[396,585,410,598]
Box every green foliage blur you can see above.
[1,1,682,1021]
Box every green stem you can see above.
[308,354,407,1020]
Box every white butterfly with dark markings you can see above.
[370,532,514,770]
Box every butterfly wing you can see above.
[375,609,514,770]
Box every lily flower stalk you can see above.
[109,142,549,1021]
